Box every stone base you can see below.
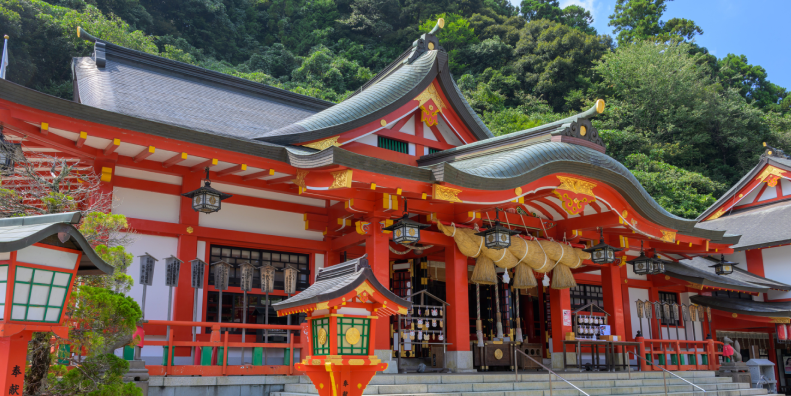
[551,352,576,370]
[446,351,476,373]
[123,359,150,396]
[374,350,399,374]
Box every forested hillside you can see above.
[1,0,789,218]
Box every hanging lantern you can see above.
[181,167,232,214]
[139,253,158,286]
[709,254,737,276]
[260,263,276,293]
[582,228,622,264]
[164,256,183,287]
[382,197,429,245]
[627,241,652,276]
[284,264,298,295]
[650,256,666,275]
[239,262,257,292]
[212,260,233,291]
[190,259,207,289]
[475,208,520,250]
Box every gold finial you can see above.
[77,26,81,38]
[763,142,767,147]
[3,35,7,40]
[595,99,605,114]
[438,18,445,29]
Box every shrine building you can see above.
[1,20,790,386]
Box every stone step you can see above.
[274,388,767,396]
[295,372,722,385]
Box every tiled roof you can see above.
[691,295,791,318]
[695,201,791,250]
[672,256,791,292]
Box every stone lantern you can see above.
[0,212,114,395]
[273,254,411,396]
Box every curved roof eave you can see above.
[690,295,791,318]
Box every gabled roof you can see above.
[254,28,495,146]
[695,201,791,250]
[272,254,411,314]
[73,29,332,140]
[0,212,114,275]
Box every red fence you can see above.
[143,320,305,376]
[635,337,722,371]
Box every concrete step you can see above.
[274,389,767,396]
[294,372,722,385]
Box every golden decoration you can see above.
[687,282,704,290]
[494,349,503,360]
[770,317,791,324]
[553,176,597,215]
[708,208,727,221]
[438,18,445,28]
[186,226,194,234]
[755,165,786,187]
[380,119,387,127]
[415,84,446,112]
[355,281,376,297]
[293,170,309,189]
[312,359,322,365]
[514,187,522,196]
[595,99,606,114]
[345,327,361,345]
[665,275,670,280]
[318,328,328,346]
[660,230,676,243]
[303,136,341,151]
[580,126,587,136]
[732,313,738,318]
[329,169,353,189]
[320,383,324,389]
[316,302,329,310]
[432,184,462,203]
[358,384,362,389]
[555,176,596,196]
[428,42,435,50]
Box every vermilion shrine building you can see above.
[0,24,788,379]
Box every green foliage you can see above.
[47,354,142,395]
[608,0,703,44]
[520,0,595,34]
[67,285,142,357]
[419,13,479,73]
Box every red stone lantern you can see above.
[273,254,411,396]
[0,212,114,395]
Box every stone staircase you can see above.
[272,371,782,396]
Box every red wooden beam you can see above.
[103,138,120,156]
[266,175,293,185]
[133,146,155,163]
[40,122,48,135]
[191,158,218,172]
[216,164,247,177]
[242,169,274,181]
[75,131,87,148]
[163,152,188,168]
[0,116,95,159]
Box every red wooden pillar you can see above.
[365,222,391,353]
[0,330,32,396]
[445,245,470,353]
[550,286,571,367]
[601,263,626,338]
[173,172,201,356]
[538,284,547,357]
[620,265,634,340]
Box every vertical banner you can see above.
[563,309,572,327]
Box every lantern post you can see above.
[273,255,411,396]
[189,258,207,361]
[138,253,158,320]
[211,261,232,324]
[0,212,114,395]
[164,256,183,341]
[283,264,298,362]
[239,261,257,364]
[260,263,276,365]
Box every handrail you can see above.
[514,348,590,396]
[629,350,707,395]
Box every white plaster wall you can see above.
[357,134,378,147]
[211,182,325,208]
[762,245,791,300]
[113,186,180,223]
[199,203,324,241]
[314,253,325,281]
[628,288,649,339]
[725,251,747,266]
[627,264,647,280]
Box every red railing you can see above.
[635,337,722,371]
[143,320,305,376]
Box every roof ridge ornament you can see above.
[762,142,791,159]
[406,18,445,64]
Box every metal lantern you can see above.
[139,253,158,286]
[582,228,622,264]
[475,208,520,250]
[212,260,233,291]
[627,248,652,276]
[260,263,276,293]
[190,258,207,289]
[239,262,256,292]
[382,197,429,245]
[709,254,737,276]
[650,258,666,275]
[181,167,232,214]
[284,264,298,295]
[164,256,182,287]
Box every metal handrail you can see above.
[629,350,707,394]
[514,348,590,396]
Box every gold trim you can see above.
[755,165,785,184]
[770,317,790,324]
[293,170,309,188]
[580,125,587,136]
[303,136,341,151]
[318,328,328,346]
[660,230,676,243]
[345,327,361,345]
[316,302,329,310]
[732,313,738,318]
[432,184,462,203]
[186,226,194,234]
[494,349,503,359]
[330,169,353,189]
[555,176,596,196]
[708,208,727,221]
[595,99,605,114]
[415,84,446,112]
[514,187,522,196]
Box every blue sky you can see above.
[508,0,791,91]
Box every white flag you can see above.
[0,36,8,79]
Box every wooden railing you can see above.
[143,320,305,376]
[635,336,722,371]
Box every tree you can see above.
[608,0,703,44]
[520,0,595,34]
[717,54,789,112]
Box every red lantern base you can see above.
[295,360,388,396]
[0,324,70,396]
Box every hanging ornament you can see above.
[502,270,511,284]
[418,319,423,326]
[440,321,443,328]
[432,319,437,327]
[418,331,423,340]
[418,308,422,316]
[439,334,444,341]
[439,308,443,316]
[410,330,415,340]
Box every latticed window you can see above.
[312,317,330,355]
[392,269,410,298]
[337,317,370,355]
[570,284,603,310]
[428,147,441,154]
[209,245,310,291]
[377,136,408,154]
[8,266,71,323]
